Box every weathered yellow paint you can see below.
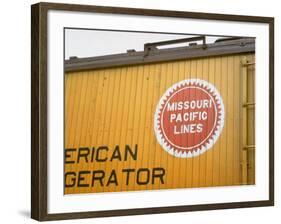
[64,53,255,194]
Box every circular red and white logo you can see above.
[154,79,224,158]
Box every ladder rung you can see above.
[243,102,255,107]
[242,62,255,66]
[243,145,255,150]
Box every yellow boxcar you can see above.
[64,37,255,194]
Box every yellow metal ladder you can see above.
[240,56,255,185]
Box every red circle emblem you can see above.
[154,79,224,158]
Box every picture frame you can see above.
[31,2,274,221]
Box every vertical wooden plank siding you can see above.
[64,53,255,194]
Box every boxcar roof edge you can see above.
[65,37,255,72]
